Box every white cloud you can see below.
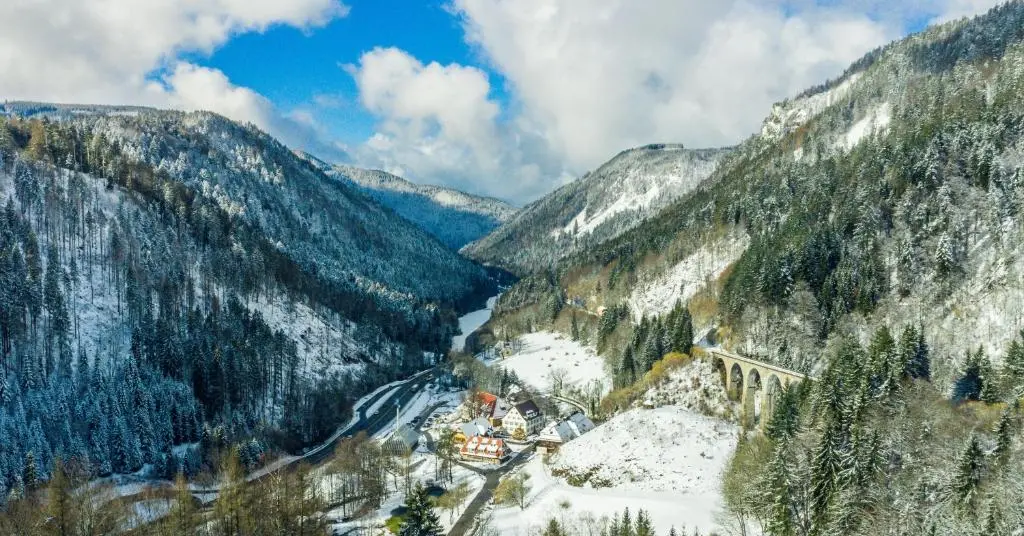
[348,47,566,201]
[451,0,896,172]
[0,0,348,158]
[349,0,1003,202]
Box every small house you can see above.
[536,412,595,452]
[454,417,492,444]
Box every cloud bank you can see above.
[351,0,1002,202]
[0,0,350,160]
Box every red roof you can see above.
[477,392,498,406]
[460,436,507,459]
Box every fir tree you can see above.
[1002,335,1024,396]
[571,312,580,341]
[635,509,654,536]
[617,346,637,388]
[22,451,38,493]
[399,481,443,536]
[993,408,1013,464]
[762,444,795,536]
[950,434,985,509]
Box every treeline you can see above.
[0,452,329,535]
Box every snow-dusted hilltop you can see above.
[301,155,516,250]
[464,144,730,274]
[0,102,497,488]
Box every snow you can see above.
[487,404,739,536]
[628,232,749,320]
[452,296,499,352]
[243,292,371,378]
[761,73,862,141]
[326,450,486,535]
[642,360,735,420]
[839,102,892,150]
[552,151,721,239]
[486,332,612,394]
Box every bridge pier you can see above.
[706,349,807,431]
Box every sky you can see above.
[0,0,1006,203]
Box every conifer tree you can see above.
[399,481,443,536]
[22,451,38,494]
[672,305,694,355]
[993,408,1013,464]
[635,509,654,536]
[618,346,637,388]
[762,444,795,536]
[950,434,985,509]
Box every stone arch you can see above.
[729,363,744,402]
[711,357,727,388]
[747,368,763,426]
[764,374,784,426]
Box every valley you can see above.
[5,2,1024,536]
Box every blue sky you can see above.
[198,0,504,149]
[0,0,1004,202]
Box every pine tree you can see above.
[1002,335,1024,395]
[617,346,637,388]
[672,306,694,355]
[571,312,580,341]
[22,451,39,494]
[399,481,443,536]
[543,519,565,536]
[620,508,634,536]
[954,349,984,401]
[762,444,795,536]
[635,509,654,536]
[993,408,1013,463]
[950,434,985,509]
[978,348,1001,404]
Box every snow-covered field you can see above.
[453,296,498,352]
[628,232,749,320]
[487,403,739,536]
[487,332,611,394]
[550,407,738,494]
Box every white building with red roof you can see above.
[459,436,510,464]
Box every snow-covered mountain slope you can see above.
[464,145,730,274]
[485,2,1024,386]
[0,105,495,485]
[301,156,516,250]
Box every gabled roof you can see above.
[477,392,498,406]
[512,400,542,419]
[460,436,507,458]
[460,417,492,438]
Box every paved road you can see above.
[119,368,439,503]
[448,446,535,536]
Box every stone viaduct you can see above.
[704,348,810,429]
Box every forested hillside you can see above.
[489,1,1024,385]
[464,145,729,274]
[0,104,496,493]
[318,162,516,250]
[476,4,1024,534]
